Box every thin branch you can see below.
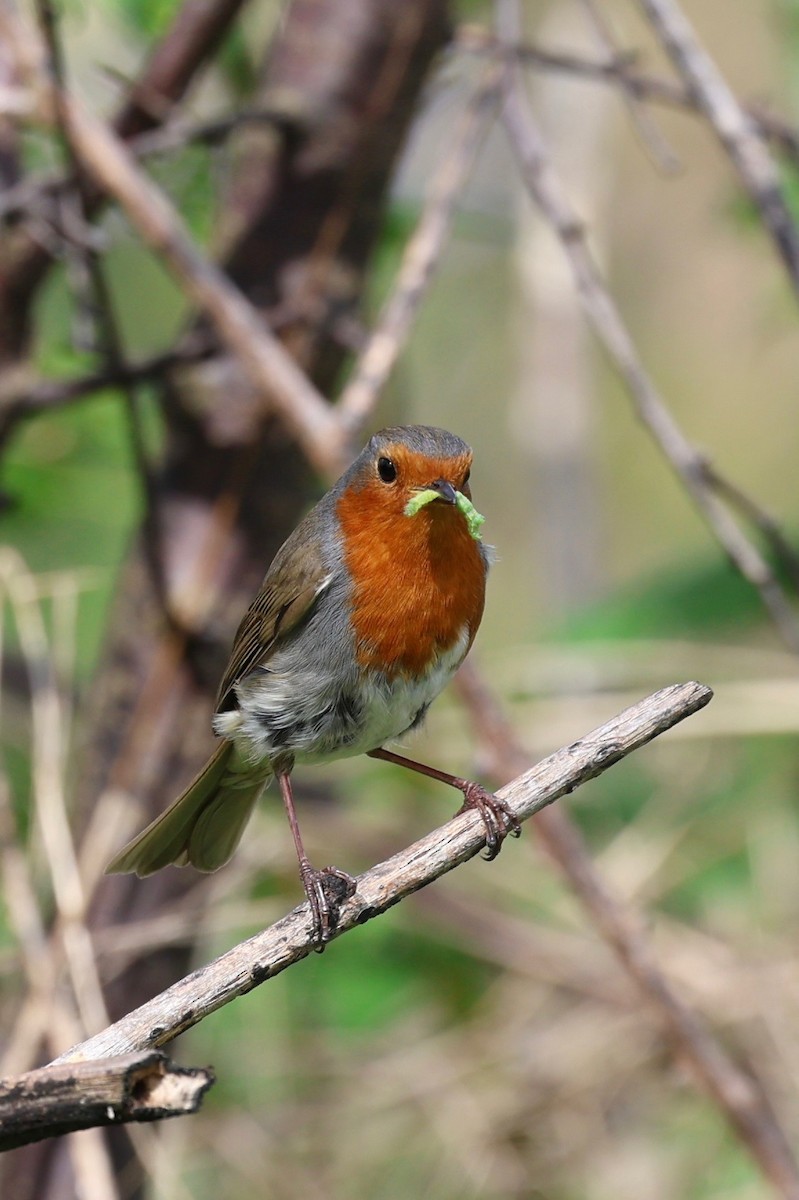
[454,661,799,1200]
[112,0,249,141]
[638,0,799,298]
[500,60,799,654]
[0,106,288,230]
[55,681,711,1062]
[577,0,679,171]
[0,568,110,1078]
[0,0,250,365]
[2,553,110,1046]
[0,336,210,450]
[700,462,799,594]
[0,1051,214,1149]
[32,86,347,475]
[34,0,170,617]
[0,291,359,449]
[0,778,80,1075]
[335,61,503,432]
[456,26,799,163]
[8,27,799,258]
[124,104,291,159]
[0,551,122,1196]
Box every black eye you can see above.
[377,456,397,483]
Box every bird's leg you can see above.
[276,769,357,949]
[367,748,521,860]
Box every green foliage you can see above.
[113,0,257,94]
[555,555,763,643]
[115,0,180,40]
[2,393,138,670]
[3,5,797,1192]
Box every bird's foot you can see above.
[455,781,521,860]
[299,862,358,951]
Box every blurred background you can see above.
[3,0,799,1197]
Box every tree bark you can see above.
[4,1,450,1196]
[0,1053,213,1150]
[0,0,248,359]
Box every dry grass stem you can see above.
[0,552,121,1196]
[1,551,109,1038]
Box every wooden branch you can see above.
[456,26,799,163]
[54,681,711,1063]
[10,33,799,234]
[500,57,799,655]
[638,0,799,297]
[0,1051,214,1150]
[6,55,501,446]
[0,0,248,358]
[41,88,347,476]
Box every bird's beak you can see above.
[425,479,458,505]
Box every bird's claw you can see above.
[300,863,358,951]
[456,781,521,860]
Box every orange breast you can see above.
[336,484,486,679]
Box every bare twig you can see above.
[112,0,249,140]
[34,0,170,617]
[33,87,346,475]
[500,60,799,654]
[7,25,799,244]
[700,463,799,594]
[1,551,110,1038]
[455,661,799,1200]
[577,0,679,171]
[0,569,105,1078]
[0,552,121,1197]
[0,781,79,1075]
[124,104,290,159]
[0,107,287,230]
[0,336,210,450]
[335,61,503,432]
[456,26,799,163]
[638,0,799,297]
[55,681,711,1062]
[0,1051,214,1149]
[0,0,258,339]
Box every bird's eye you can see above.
[377,456,397,483]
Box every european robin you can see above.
[107,425,520,943]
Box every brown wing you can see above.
[214,523,332,711]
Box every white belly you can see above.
[214,625,470,767]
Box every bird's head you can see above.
[340,425,483,540]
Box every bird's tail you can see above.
[106,741,271,877]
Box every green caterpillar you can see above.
[404,489,485,541]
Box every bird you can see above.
[107,424,520,944]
